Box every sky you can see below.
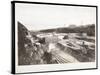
[15,3,96,31]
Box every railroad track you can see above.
[52,52,71,64]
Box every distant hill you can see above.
[39,24,95,36]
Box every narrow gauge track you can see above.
[52,54,71,64]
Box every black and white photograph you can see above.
[12,1,97,74]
